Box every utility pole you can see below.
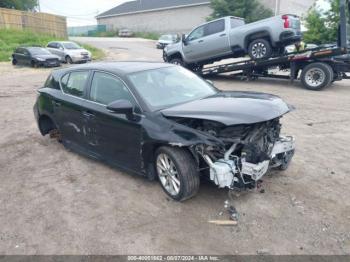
[38,0,41,12]
[274,0,280,16]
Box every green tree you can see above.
[0,0,38,11]
[303,0,348,44]
[208,0,273,23]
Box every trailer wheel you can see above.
[248,39,272,60]
[300,62,334,90]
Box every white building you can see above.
[96,0,315,34]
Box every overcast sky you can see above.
[39,0,129,26]
[39,0,330,27]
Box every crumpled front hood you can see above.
[161,91,293,126]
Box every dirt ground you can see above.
[0,37,350,255]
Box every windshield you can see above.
[63,42,81,49]
[28,47,51,55]
[128,66,218,110]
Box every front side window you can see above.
[204,19,225,36]
[188,26,205,41]
[61,71,89,98]
[90,72,134,105]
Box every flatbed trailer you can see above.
[200,47,350,90]
[197,0,350,91]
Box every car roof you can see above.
[59,61,174,75]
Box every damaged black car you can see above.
[34,62,295,201]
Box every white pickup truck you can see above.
[163,15,301,69]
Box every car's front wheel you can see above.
[169,57,184,66]
[31,60,38,68]
[155,146,199,201]
[65,56,73,64]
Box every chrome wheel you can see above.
[305,68,325,88]
[251,42,267,59]
[156,153,180,196]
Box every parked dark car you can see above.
[34,62,295,201]
[12,47,61,68]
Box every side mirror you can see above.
[182,34,188,45]
[107,100,134,115]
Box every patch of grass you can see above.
[79,43,105,60]
[0,28,105,62]
[134,32,160,40]
[87,31,117,37]
[0,28,64,62]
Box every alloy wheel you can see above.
[156,153,181,196]
[251,42,267,59]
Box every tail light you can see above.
[282,15,290,28]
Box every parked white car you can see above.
[156,34,179,49]
[47,41,91,64]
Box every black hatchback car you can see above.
[12,47,60,68]
[34,62,295,201]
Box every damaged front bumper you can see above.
[203,136,295,189]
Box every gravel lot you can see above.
[0,37,349,255]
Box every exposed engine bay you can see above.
[171,117,295,190]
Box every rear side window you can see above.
[45,75,60,90]
[231,18,245,28]
[90,72,134,105]
[204,19,225,36]
[61,71,89,98]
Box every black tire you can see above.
[65,56,73,64]
[300,62,334,91]
[169,57,184,67]
[248,39,272,60]
[155,146,200,201]
[12,58,17,66]
[31,60,38,68]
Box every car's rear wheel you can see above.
[248,39,272,60]
[155,146,199,201]
[65,56,73,64]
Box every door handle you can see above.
[219,33,226,37]
[198,40,204,43]
[82,111,95,118]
